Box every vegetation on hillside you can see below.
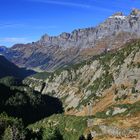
[0,76,63,125]
[28,114,88,140]
[0,39,140,139]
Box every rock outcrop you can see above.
[23,39,140,116]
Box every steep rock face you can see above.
[38,9,140,49]
[3,9,140,70]
[23,39,140,116]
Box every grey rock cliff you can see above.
[23,40,140,115]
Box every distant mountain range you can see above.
[0,46,7,53]
[1,9,140,71]
[0,55,35,79]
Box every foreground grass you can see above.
[28,114,88,140]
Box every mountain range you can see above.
[1,9,140,71]
[1,9,140,140]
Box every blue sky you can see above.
[0,0,140,47]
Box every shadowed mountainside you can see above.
[0,77,64,125]
[0,55,36,79]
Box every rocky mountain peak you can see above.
[112,12,123,16]
[130,8,140,15]
[109,12,126,20]
[59,32,71,39]
[40,34,50,42]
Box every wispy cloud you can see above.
[26,0,113,12]
[0,23,25,29]
[0,23,15,28]
[28,0,91,9]
[0,22,58,30]
[0,37,31,44]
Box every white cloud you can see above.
[0,37,31,44]
[0,23,25,29]
[0,23,58,30]
[28,0,91,9]
[26,0,113,11]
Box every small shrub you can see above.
[132,87,136,93]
